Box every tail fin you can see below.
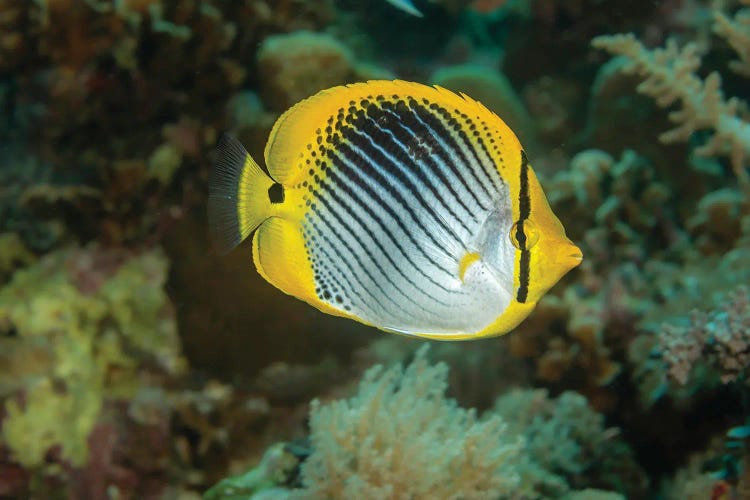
[208,134,275,255]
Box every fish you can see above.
[208,80,582,340]
[385,0,423,17]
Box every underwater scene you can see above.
[1,0,750,498]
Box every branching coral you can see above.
[206,357,646,499]
[591,3,750,188]
[592,0,750,189]
[714,0,750,77]
[628,244,750,405]
[548,148,674,267]
[299,346,522,499]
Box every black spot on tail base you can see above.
[268,183,285,204]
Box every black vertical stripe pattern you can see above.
[339,131,458,263]
[316,174,454,303]
[332,143,455,277]
[306,218,392,317]
[383,102,486,220]
[381,102,487,217]
[364,104,476,232]
[410,103,498,201]
[308,209,431,315]
[345,111,465,247]
[425,104,501,196]
[313,195,439,313]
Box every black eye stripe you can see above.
[515,220,527,250]
[516,151,530,303]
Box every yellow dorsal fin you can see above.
[263,80,520,185]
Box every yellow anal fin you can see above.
[475,301,536,338]
[252,217,344,318]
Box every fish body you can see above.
[209,80,581,340]
[385,0,423,17]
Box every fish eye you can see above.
[509,219,540,251]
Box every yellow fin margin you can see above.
[252,217,347,319]
[264,80,521,185]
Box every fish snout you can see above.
[560,241,583,270]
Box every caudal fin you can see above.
[208,134,275,255]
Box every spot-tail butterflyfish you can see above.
[208,80,582,340]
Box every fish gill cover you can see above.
[0,0,748,498]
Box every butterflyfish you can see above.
[208,80,582,340]
[385,0,423,17]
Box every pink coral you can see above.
[659,285,750,385]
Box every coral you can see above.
[492,389,648,499]
[658,285,750,385]
[210,366,645,499]
[548,149,674,268]
[171,380,271,458]
[0,245,184,470]
[714,0,750,78]
[592,6,750,188]
[298,346,522,499]
[687,188,747,253]
[522,75,583,144]
[6,0,750,496]
[0,0,336,246]
[256,31,357,112]
[147,142,183,186]
[354,335,530,410]
[204,442,302,500]
[535,147,745,407]
[253,356,342,405]
[224,90,279,154]
[664,434,741,500]
[561,490,625,500]
[583,57,678,162]
[0,232,34,283]
[506,290,623,410]
[629,245,750,405]
[0,150,62,252]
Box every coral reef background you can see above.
[1,0,749,498]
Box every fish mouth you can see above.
[564,245,583,268]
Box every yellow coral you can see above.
[0,246,184,468]
[0,232,34,281]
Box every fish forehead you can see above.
[288,88,519,335]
